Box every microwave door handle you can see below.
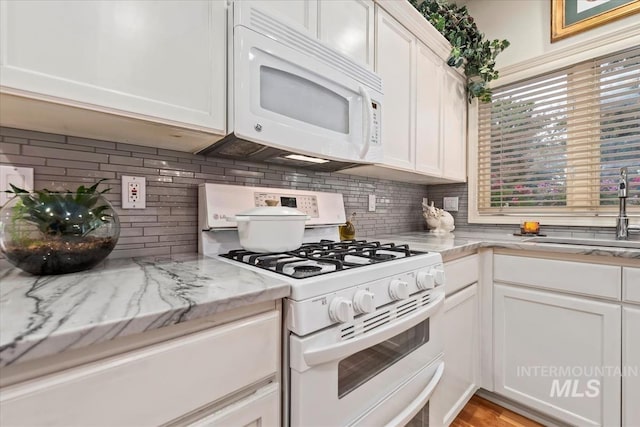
[384,360,445,427]
[302,292,444,367]
[359,85,374,159]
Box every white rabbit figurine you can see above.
[422,201,455,234]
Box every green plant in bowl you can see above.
[0,179,120,275]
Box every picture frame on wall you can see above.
[551,0,640,42]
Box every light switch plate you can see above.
[368,194,376,212]
[121,175,146,209]
[0,165,34,206]
[443,196,459,211]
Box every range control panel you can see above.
[254,192,319,218]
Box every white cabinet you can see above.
[376,7,416,170]
[188,383,279,427]
[255,0,375,70]
[0,310,280,427]
[248,0,318,36]
[318,0,374,69]
[344,2,467,183]
[431,283,480,426]
[494,284,621,426]
[623,306,640,427]
[0,0,226,135]
[441,69,467,181]
[415,46,467,181]
[415,42,443,176]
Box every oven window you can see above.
[338,319,430,398]
[260,66,349,134]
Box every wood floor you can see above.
[451,395,544,427]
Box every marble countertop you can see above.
[0,254,289,368]
[371,231,640,260]
[1,231,638,369]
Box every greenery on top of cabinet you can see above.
[409,0,510,103]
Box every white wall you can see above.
[465,0,640,70]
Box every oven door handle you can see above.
[302,292,444,367]
[385,360,444,427]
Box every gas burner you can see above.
[293,265,323,273]
[369,253,396,262]
[256,257,284,268]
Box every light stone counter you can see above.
[371,231,640,261]
[0,254,289,368]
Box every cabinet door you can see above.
[0,311,279,426]
[415,42,444,176]
[188,383,279,427]
[318,0,374,69]
[623,306,640,427]
[0,0,226,133]
[430,283,480,426]
[251,0,318,36]
[441,70,467,181]
[375,7,415,171]
[494,284,621,426]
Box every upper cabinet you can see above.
[441,68,467,181]
[257,0,374,70]
[376,7,416,170]
[343,1,468,183]
[247,0,318,37]
[319,0,375,70]
[0,0,226,150]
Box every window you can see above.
[476,47,639,220]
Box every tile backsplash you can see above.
[0,127,428,258]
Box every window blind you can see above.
[477,46,640,215]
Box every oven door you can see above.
[232,17,383,164]
[289,289,444,427]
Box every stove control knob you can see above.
[416,271,435,290]
[389,279,410,300]
[329,297,354,323]
[430,268,445,286]
[353,290,376,314]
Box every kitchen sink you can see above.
[524,236,640,249]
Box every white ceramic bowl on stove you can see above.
[229,206,310,253]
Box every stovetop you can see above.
[220,240,428,279]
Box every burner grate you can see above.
[219,240,427,279]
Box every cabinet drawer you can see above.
[0,311,279,427]
[623,267,640,304]
[494,254,621,300]
[444,254,479,295]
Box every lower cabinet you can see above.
[623,306,640,427]
[430,283,480,426]
[0,309,280,427]
[493,284,621,426]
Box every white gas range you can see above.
[199,183,445,427]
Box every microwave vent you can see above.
[249,9,382,93]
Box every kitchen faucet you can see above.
[616,167,640,240]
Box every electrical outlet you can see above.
[443,197,459,211]
[0,165,33,206]
[368,194,376,212]
[121,176,146,209]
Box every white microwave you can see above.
[199,0,383,171]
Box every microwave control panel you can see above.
[254,192,319,218]
[371,102,380,146]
